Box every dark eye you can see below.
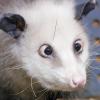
[39,44,53,58]
[73,39,83,54]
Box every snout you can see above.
[70,76,86,90]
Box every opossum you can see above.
[0,0,97,100]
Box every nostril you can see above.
[72,79,86,88]
[72,80,78,86]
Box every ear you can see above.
[0,13,26,39]
[75,0,97,20]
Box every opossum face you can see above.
[11,1,89,92]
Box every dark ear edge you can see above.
[0,13,26,39]
[75,0,97,20]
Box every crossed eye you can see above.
[39,44,53,58]
[73,39,83,54]
[38,39,83,58]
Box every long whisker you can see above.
[0,66,23,72]
[89,66,100,70]
[31,78,37,98]
[9,87,29,95]
[35,89,48,100]
[9,81,40,96]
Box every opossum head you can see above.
[0,0,95,92]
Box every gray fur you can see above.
[0,31,33,100]
[0,1,61,100]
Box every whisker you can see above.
[89,66,100,70]
[0,66,23,72]
[89,52,100,55]
[32,81,40,85]
[10,80,41,96]
[31,78,37,98]
[37,88,47,93]
[9,87,29,95]
[35,89,48,100]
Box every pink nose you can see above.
[72,78,86,88]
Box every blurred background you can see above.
[75,0,100,100]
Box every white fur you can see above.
[12,0,89,91]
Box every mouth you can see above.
[46,89,78,100]
[46,86,86,100]
[48,84,85,92]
